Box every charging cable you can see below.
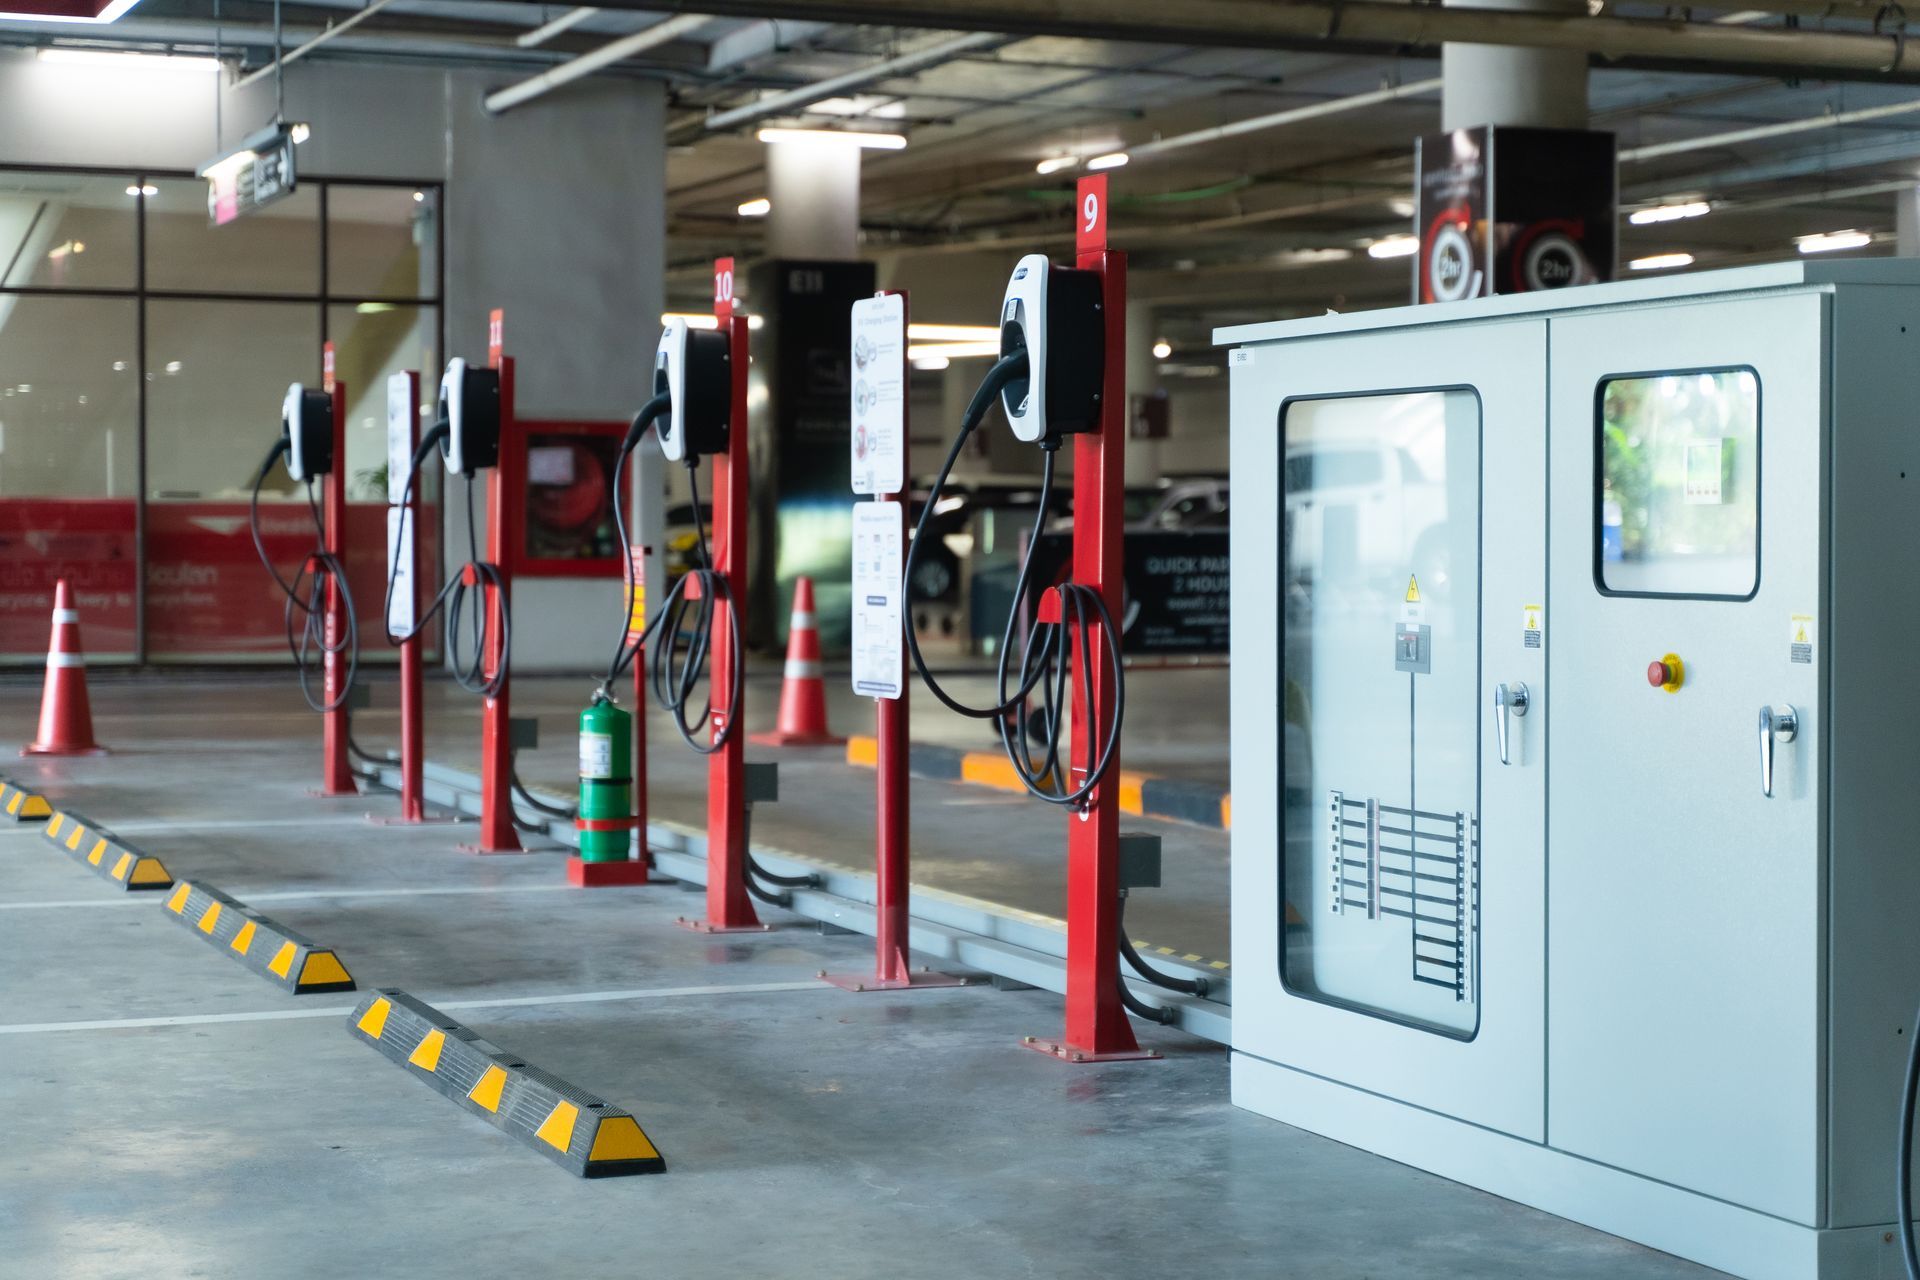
[1900,995,1919,1277]
[901,349,1125,809]
[600,392,744,757]
[383,422,511,700]
[249,438,359,715]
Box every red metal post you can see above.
[397,370,427,821]
[471,312,522,853]
[1030,176,1155,1061]
[682,260,764,931]
[319,350,358,797]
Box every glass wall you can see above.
[0,166,442,665]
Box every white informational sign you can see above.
[850,500,905,699]
[386,373,412,504]
[386,507,416,635]
[385,374,416,634]
[850,293,906,496]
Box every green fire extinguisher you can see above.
[578,690,632,862]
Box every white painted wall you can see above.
[0,50,666,672]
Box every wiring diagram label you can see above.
[850,294,906,495]
[851,501,904,699]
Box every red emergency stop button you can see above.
[1647,661,1671,687]
[1648,654,1684,693]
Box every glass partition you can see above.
[0,171,136,290]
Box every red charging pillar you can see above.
[681,259,764,932]
[1027,176,1156,1062]
[317,344,358,797]
[369,369,438,826]
[467,309,522,854]
[825,290,961,992]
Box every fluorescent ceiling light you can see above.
[1367,235,1419,259]
[39,46,214,70]
[756,127,906,150]
[1152,340,1172,360]
[1035,156,1078,175]
[907,341,1000,361]
[125,183,156,197]
[1797,229,1872,254]
[737,197,771,217]
[1629,252,1695,271]
[661,312,763,330]
[1086,152,1129,171]
[5,0,145,26]
[1629,201,1711,225]
[912,356,951,371]
[906,323,999,343]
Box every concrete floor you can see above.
[0,676,1721,1279]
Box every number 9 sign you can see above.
[1075,175,1108,255]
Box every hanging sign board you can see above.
[201,124,299,228]
[850,293,906,496]
[851,501,904,700]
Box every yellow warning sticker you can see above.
[1405,575,1421,603]
[1523,604,1544,650]
[1399,574,1425,623]
[1790,613,1814,665]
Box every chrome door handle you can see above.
[1758,704,1798,798]
[1494,682,1530,766]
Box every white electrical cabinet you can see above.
[1220,260,1920,1280]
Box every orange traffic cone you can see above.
[23,580,107,757]
[751,576,843,747]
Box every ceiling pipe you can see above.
[587,0,1920,78]
[701,30,1002,132]
[1125,77,1444,164]
[516,6,600,49]
[484,11,707,114]
[1622,96,1920,162]
[232,0,400,89]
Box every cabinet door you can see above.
[1545,296,1823,1222]
[1231,318,1547,1139]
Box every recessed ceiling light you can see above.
[1367,235,1419,259]
[1629,201,1712,225]
[125,184,156,197]
[1152,340,1172,360]
[1086,152,1129,171]
[737,197,771,217]
[38,48,214,71]
[1629,252,1695,271]
[1797,229,1872,254]
[1036,156,1078,175]
[756,127,906,150]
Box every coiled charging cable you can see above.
[249,438,359,715]
[900,349,1125,810]
[383,422,511,700]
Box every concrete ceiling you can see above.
[4,2,1918,357]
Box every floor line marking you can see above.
[0,981,831,1035]
[0,883,578,911]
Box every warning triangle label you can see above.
[1405,575,1421,604]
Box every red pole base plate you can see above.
[819,969,969,993]
[675,915,772,934]
[567,856,651,888]
[747,730,847,748]
[1019,1036,1162,1064]
[22,744,107,757]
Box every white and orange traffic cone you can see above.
[751,576,843,747]
[23,579,107,757]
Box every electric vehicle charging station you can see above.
[1221,259,1920,1279]
[902,177,1170,1060]
[373,369,438,826]
[256,342,358,798]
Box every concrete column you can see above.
[765,137,860,260]
[1441,0,1588,130]
[1898,185,1920,256]
[1124,299,1161,485]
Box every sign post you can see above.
[825,290,962,992]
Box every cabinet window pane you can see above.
[0,171,137,289]
[1597,369,1759,599]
